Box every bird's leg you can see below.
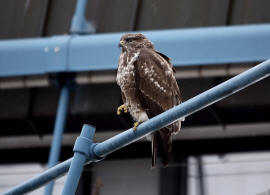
[117,104,128,115]
[133,121,142,131]
[133,112,149,132]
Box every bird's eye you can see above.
[126,38,133,43]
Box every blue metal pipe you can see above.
[74,0,88,16]
[70,0,95,34]
[2,59,270,195]
[44,85,70,195]
[70,0,87,33]
[62,125,95,195]
[2,159,72,195]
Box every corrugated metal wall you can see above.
[1,0,270,39]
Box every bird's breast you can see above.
[116,63,136,90]
[116,52,138,90]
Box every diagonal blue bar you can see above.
[2,159,72,195]
[93,59,270,157]
[2,59,270,195]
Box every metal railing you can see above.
[2,59,270,195]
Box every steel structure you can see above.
[2,59,270,195]
[1,0,270,194]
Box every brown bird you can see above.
[116,33,183,167]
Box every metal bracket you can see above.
[88,143,104,162]
[73,136,93,155]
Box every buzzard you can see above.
[116,33,183,167]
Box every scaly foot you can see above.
[117,104,128,115]
[133,121,142,132]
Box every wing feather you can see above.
[134,49,182,166]
[134,49,181,115]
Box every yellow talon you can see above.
[117,104,128,115]
[133,121,141,131]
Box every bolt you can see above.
[54,46,60,53]
[44,47,49,52]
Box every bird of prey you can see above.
[116,33,183,167]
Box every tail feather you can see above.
[151,130,172,167]
[152,133,158,167]
[158,129,171,167]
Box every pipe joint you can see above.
[88,143,104,162]
[73,137,93,156]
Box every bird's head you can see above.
[119,33,154,51]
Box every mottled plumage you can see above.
[116,33,183,167]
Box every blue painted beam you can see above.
[70,24,270,71]
[2,59,270,195]
[1,24,270,77]
[0,36,69,77]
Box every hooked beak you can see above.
[119,40,124,47]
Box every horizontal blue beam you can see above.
[3,59,270,195]
[0,36,69,77]
[1,24,270,77]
